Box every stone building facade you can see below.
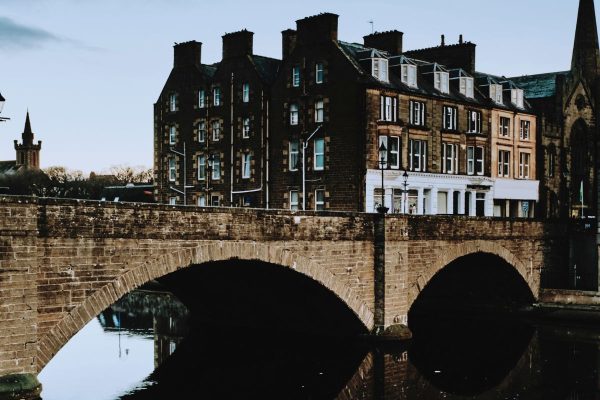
[154,13,540,217]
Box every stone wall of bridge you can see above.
[0,196,565,379]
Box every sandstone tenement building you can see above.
[154,12,542,217]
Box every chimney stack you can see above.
[174,41,202,68]
[296,13,339,45]
[459,34,463,44]
[363,30,404,55]
[441,34,445,47]
[282,29,297,59]
[222,29,254,59]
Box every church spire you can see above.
[22,111,33,146]
[572,0,600,83]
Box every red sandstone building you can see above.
[154,3,600,219]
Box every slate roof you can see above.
[251,55,281,84]
[474,72,535,113]
[338,41,490,106]
[509,72,569,99]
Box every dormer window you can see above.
[434,72,449,94]
[511,89,524,108]
[401,64,418,88]
[490,84,503,104]
[372,58,389,82]
[460,77,474,98]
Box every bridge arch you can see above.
[408,240,536,308]
[36,241,374,371]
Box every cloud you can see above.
[0,16,60,49]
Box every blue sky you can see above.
[0,0,589,173]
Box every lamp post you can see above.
[377,142,388,214]
[402,169,409,214]
[0,92,10,122]
[169,142,194,205]
[301,125,322,211]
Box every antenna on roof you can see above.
[368,20,374,34]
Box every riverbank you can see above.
[526,289,600,325]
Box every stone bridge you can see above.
[0,196,565,393]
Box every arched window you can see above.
[570,119,593,217]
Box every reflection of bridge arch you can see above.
[408,240,534,307]
[37,241,375,371]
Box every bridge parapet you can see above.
[0,195,568,392]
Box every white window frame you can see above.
[290,190,299,211]
[198,90,205,108]
[168,158,176,182]
[211,195,220,207]
[512,89,524,108]
[243,118,251,138]
[409,100,425,126]
[475,146,484,176]
[372,58,389,82]
[434,72,449,94]
[520,120,530,140]
[169,197,177,205]
[499,116,510,137]
[519,152,530,179]
[290,103,299,125]
[292,66,300,87]
[388,136,400,169]
[242,153,251,179]
[460,77,474,98]
[289,140,299,171]
[198,121,206,143]
[211,154,221,180]
[242,83,250,103]
[498,150,510,177]
[409,139,427,172]
[315,189,325,211]
[213,87,221,106]
[490,84,503,104]
[380,96,397,122]
[316,63,324,84]
[197,195,206,207]
[169,93,177,112]
[467,110,481,134]
[212,120,220,141]
[442,142,459,174]
[314,138,325,171]
[467,146,475,175]
[443,106,457,130]
[169,125,176,145]
[198,155,206,181]
[401,64,418,88]
[315,100,324,123]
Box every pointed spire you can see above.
[572,0,600,82]
[22,111,34,146]
[24,111,31,134]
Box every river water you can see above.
[38,290,600,400]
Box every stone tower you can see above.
[14,112,41,169]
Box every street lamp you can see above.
[402,169,409,214]
[301,125,322,211]
[0,92,10,122]
[377,142,389,214]
[169,142,194,205]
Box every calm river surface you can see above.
[38,290,600,400]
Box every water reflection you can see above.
[39,289,600,400]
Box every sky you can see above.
[0,0,590,173]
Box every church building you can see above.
[0,112,42,175]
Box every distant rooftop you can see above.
[510,71,570,99]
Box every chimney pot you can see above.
[441,34,445,46]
